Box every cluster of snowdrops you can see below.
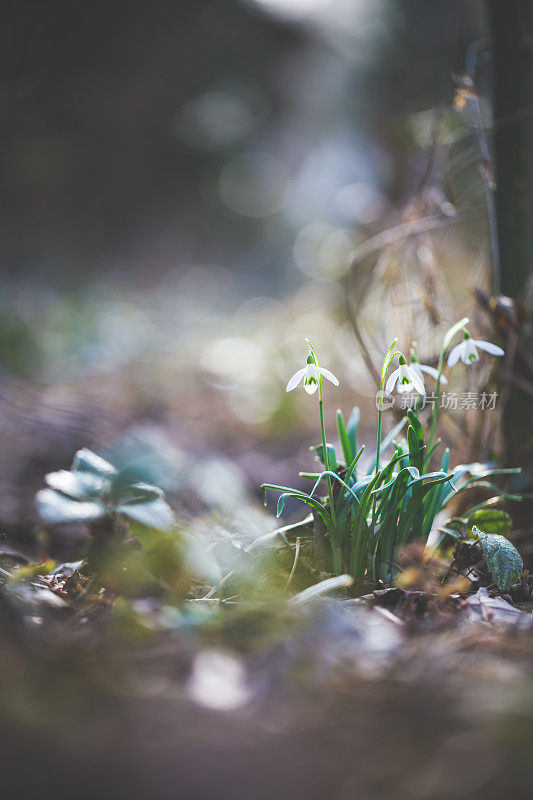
[263,318,523,590]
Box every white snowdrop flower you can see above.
[286,353,339,395]
[399,360,448,393]
[386,355,425,396]
[448,332,504,367]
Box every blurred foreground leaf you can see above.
[36,488,105,523]
[467,509,512,536]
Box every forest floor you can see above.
[0,285,531,800]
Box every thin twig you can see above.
[349,209,484,272]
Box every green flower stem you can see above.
[373,408,383,527]
[427,318,469,462]
[373,339,401,524]
[318,382,337,528]
[410,343,423,420]
[427,351,445,459]
[306,339,339,568]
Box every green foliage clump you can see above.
[36,448,175,531]
[35,448,186,596]
[263,321,523,591]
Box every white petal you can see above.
[472,339,505,357]
[397,381,414,394]
[407,367,425,396]
[286,368,306,392]
[317,367,339,386]
[417,363,447,383]
[399,364,410,383]
[385,368,399,394]
[447,343,463,367]
[462,339,478,364]
[304,380,319,394]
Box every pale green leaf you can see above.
[45,469,107,500]
[117,497,175,531]
[473,526,523,591]
[36,488,105,523]
[72,448,117,478]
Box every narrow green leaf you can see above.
[263,485,333,530]
[396,473,454,547]
[345,445,365,482]
[464,496,521,517]
[407,425,422,472]
[337,409,352,466]
[347,407,360,460]
[319,470,361,506]
[277,493,290,517]
[367,417,408,474]
[422,448,450,539]
[407,409,424,447]
[442,481,522,508]
[373,466,419,495]
[311,443,338,472]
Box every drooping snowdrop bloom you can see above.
[399,360,448,393]
[286,353,339,395]
[386,355,425,396]
[447,332,504,367]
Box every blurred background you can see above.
[1,0,514,542]
[3,5,533,799]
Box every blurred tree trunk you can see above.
[488,0,533,467]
